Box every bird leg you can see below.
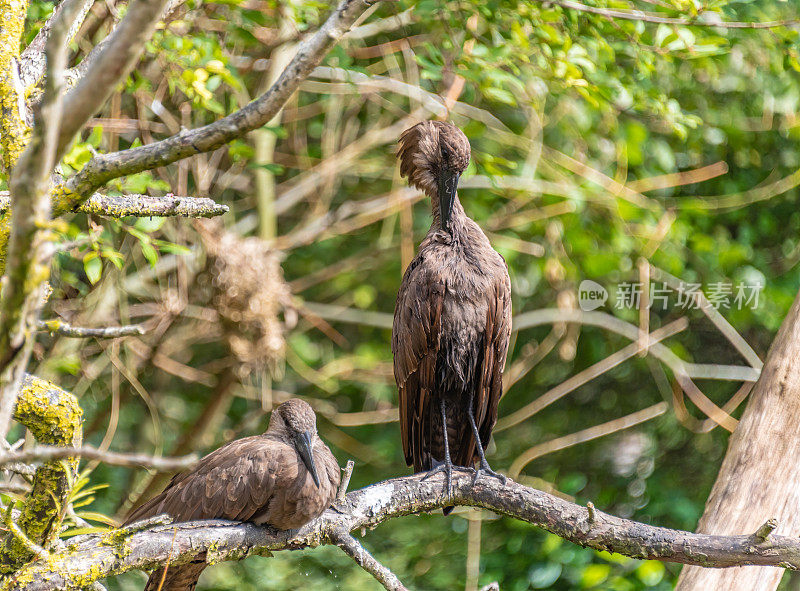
[467,401,506,486]
[421,398,455,498]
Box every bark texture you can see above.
[677,290,800,590]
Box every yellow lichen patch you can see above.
[0,183,80,274]
[0,376,83,573]
[49,183,82,217]
[0,0,31,172]
[0,213,9,275]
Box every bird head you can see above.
[397,121,471,233]
[269,399,321,488]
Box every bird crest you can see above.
[397,121,471,199]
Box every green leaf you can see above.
[83,253,102,285]
[141,242,159,267]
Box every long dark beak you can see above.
[294,430,320,488]
[437,168,460,232]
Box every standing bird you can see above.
[392,121,512,506]
[125,399,340,591]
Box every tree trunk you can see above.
[676,290,800,590]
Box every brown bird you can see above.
[125,399,340,591]
[393,121,512,508]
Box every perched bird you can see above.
[125,399,340,591]
[392,121,512,509]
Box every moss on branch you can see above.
[0,375,82,573]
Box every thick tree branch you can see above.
[60,0,381,206]
[677,290,800,590]
[6,472,800,590]
[0,0,30,172]
[0,0,85,441]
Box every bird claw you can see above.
[421,462,458,497]
[472,462,506,487]
[330,503,348,515]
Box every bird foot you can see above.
[471,461,506,487]
[330,502,348,515]
[421,462,467,497]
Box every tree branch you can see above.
[55,0,172,158]
[0,445,197,471]
[0,192,229,219]
[329,528,410,591]
[18,0,97,89]
[6,472,800,590]
[0,0,86,441]
[543,0,800,29]
[35,319,147,338]
[60,0,382,206]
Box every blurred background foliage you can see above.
[7,0,800,588]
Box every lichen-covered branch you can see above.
[5,472,800,590]
[0,375,82,573]
[0,0,30,173]
[60,0,381,206]
[35,319,147,338]
[0,192,229,219]
[0,0,86,440]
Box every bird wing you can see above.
[450,257,512,467]
[392,253,445,470]
[125,436,283,525]
[476,263,513,453]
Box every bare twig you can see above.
[36,320,147,338]
[0,445,197,471]
[10,473,800,590]
[586,502,597,525]
[543,0,800,29]
[754,519,778,541]
[337,459,355,504]
[330,528,410,591]
[498,319,686,431]
[508,403,668,478]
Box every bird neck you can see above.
[431,192,466,233]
